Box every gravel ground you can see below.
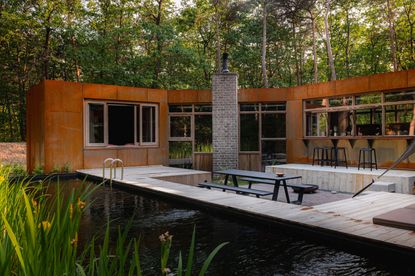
[0,142,26,165]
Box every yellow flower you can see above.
[32,200,38,207]
[77,198,86,210]
[0,176,5,183]
[69,203,73,219]
[71,233,78,246]
[38,221,51,231]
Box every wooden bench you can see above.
[240,177,319,205]
[198,182,273,198]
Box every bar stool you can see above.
[312,147,331,166]
[330,147,348,168]
[358,148,377,171]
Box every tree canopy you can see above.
[0,0,414,141]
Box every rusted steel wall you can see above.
[27,69,415,172]
[27,80,169,172]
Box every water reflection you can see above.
[49,179,410,275]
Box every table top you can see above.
[215,169,301,181]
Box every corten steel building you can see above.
[27,69,415,173]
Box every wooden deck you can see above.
[78,166,415,255]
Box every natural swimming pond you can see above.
[54,178,412,275]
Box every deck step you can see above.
[368,181,395,193]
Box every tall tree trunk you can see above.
[386,0,398,71]
[310,13,318,83]
[324,0,336,81]
[261,0,268,88]
[292,21,300,85]
[152,0,164,88]
[214,1,221,73]
[345,8,351,78]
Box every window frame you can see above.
[303,91,415,138]
[84,100,159,148]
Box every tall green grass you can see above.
[0,165,227,275]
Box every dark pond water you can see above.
[53,179,413,275]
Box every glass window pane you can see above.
[240,114,259,151]
[194,105,212,112]
[142,106,157,143]
[328,111,353,136]
[261,103,286,111]
[306,112,327,136]
[385,90,415,102]
[170,116,191,138]
[89,103,104,144]
[108,104,135,146]
[355,94,381,105]
[329,97,352,107]
[261,140,286,168]
[136,105,140,142]
[195,115,212,152]
[262,113,286,138]
[385,104,415,135]
[240,104,259,112]
[169,141,193,168]
[169,105,192,113]
[305,99,328,109]
[356,108,382,136]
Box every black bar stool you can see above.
[358,148,377,170]
[312,147,331,166]
[330,147,348,168]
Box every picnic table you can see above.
[214,169,302,203]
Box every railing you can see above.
[102,158,124,185]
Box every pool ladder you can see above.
[102,158,124,184]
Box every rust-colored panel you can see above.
[147,147,168,165]
[407,69,415,87]
[369,70,408,91]
[82,83,117,100]
[197,90,212,103]
[26,81,45,172]
[335,76,369,96]
[167,90,199,103]
[287,85,307,100]
[159,103,168,151]
[44,81,82,113]
[238,89,258,103]
[257,88,288,102]
[117,148,148,166]
[44,112,83,172]
[116,86,148,102]
[83,149,118,169]
[307,81,336,98]
[148,89,167,103]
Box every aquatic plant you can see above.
[0,167,226,275]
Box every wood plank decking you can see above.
[78,165,415,255]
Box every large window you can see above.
[304,91,415,137]
[240,103,287,168]
[85,101,158,147]
[168,104,212,167]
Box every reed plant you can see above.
[0,165,227,275]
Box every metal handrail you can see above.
[111,159,124,180]
[103,158,114,180]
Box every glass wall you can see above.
[168,104,212,168]
[304,90,415,137]
[239,103,286,168]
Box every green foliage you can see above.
[2,163,27,176]
[33,165,44,175]
[0,168,227,275]
[2,0,415,141]
[62,163,71,173]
